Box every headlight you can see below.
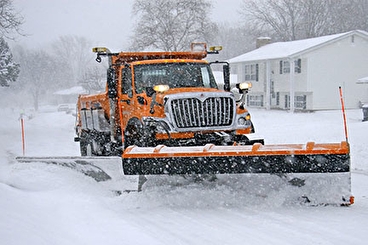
[153,84,169,93]
[238,113,251,126]
[238,117,246,125]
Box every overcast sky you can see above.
[12,0,242,51]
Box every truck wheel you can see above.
[80,134,95,156]
[125,120,144,148]
[80,139,88,156]
[80,139,94,156]
[125,119,157,148]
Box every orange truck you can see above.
[72,43,353,205]
[75,43,262,157]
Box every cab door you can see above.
[119,66,134,135]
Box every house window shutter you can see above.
[296,59,301,73]
[245,64,250,80]
[280,61,283,74]
[256,64,259,81]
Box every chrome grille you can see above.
[171,97,234,128]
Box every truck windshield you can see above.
[134,63,218,94]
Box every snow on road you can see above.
[1,107,368,244]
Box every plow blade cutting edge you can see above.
[122,141,353,205]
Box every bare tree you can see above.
[130,0,218,51]
[355,0,368,31]
[326,0,368,33]
[211,22,256,60]
[240,0,368,41]
[299,0,331,38]
[13,47,57,111]
[240,0,305,41]
[79,66,106,94]
[0,0,24,39]
[51,35,94,85]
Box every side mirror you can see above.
[235,82,252,109]
[209,61,230,91]
[236,82,252,94]
[127,90,133,98]
[145,87,156,97]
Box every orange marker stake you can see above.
[339,86,349,143]
[20,117,25,156]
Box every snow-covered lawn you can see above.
[1,107,367,245]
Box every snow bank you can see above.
[1,106,368,244]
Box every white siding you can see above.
[308,35,368,109]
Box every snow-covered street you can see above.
[1,107,368,244]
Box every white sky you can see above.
[11,0,242,51]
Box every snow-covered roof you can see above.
[229,30,368,63]
[53,86,87,95]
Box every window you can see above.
[280,59,301,74]
[245,64,258,81]
[284,94,307,109]
[280,61,290,74]
[294,59,301,73]
[201,67,211,87]
[295,95,307,109]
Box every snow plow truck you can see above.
[18,43,353,205]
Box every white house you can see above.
[228,30,368,111]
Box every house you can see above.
[228,30,368,111]
[53,86,87,104]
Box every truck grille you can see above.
[171,97,234,128]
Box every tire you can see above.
[80,138,88,156]
[124,119,156,149]
[79,132,97,156]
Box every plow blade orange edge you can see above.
[122,141,350,175]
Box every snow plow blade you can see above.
[123,141,353,205]
[122,141,350,175]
